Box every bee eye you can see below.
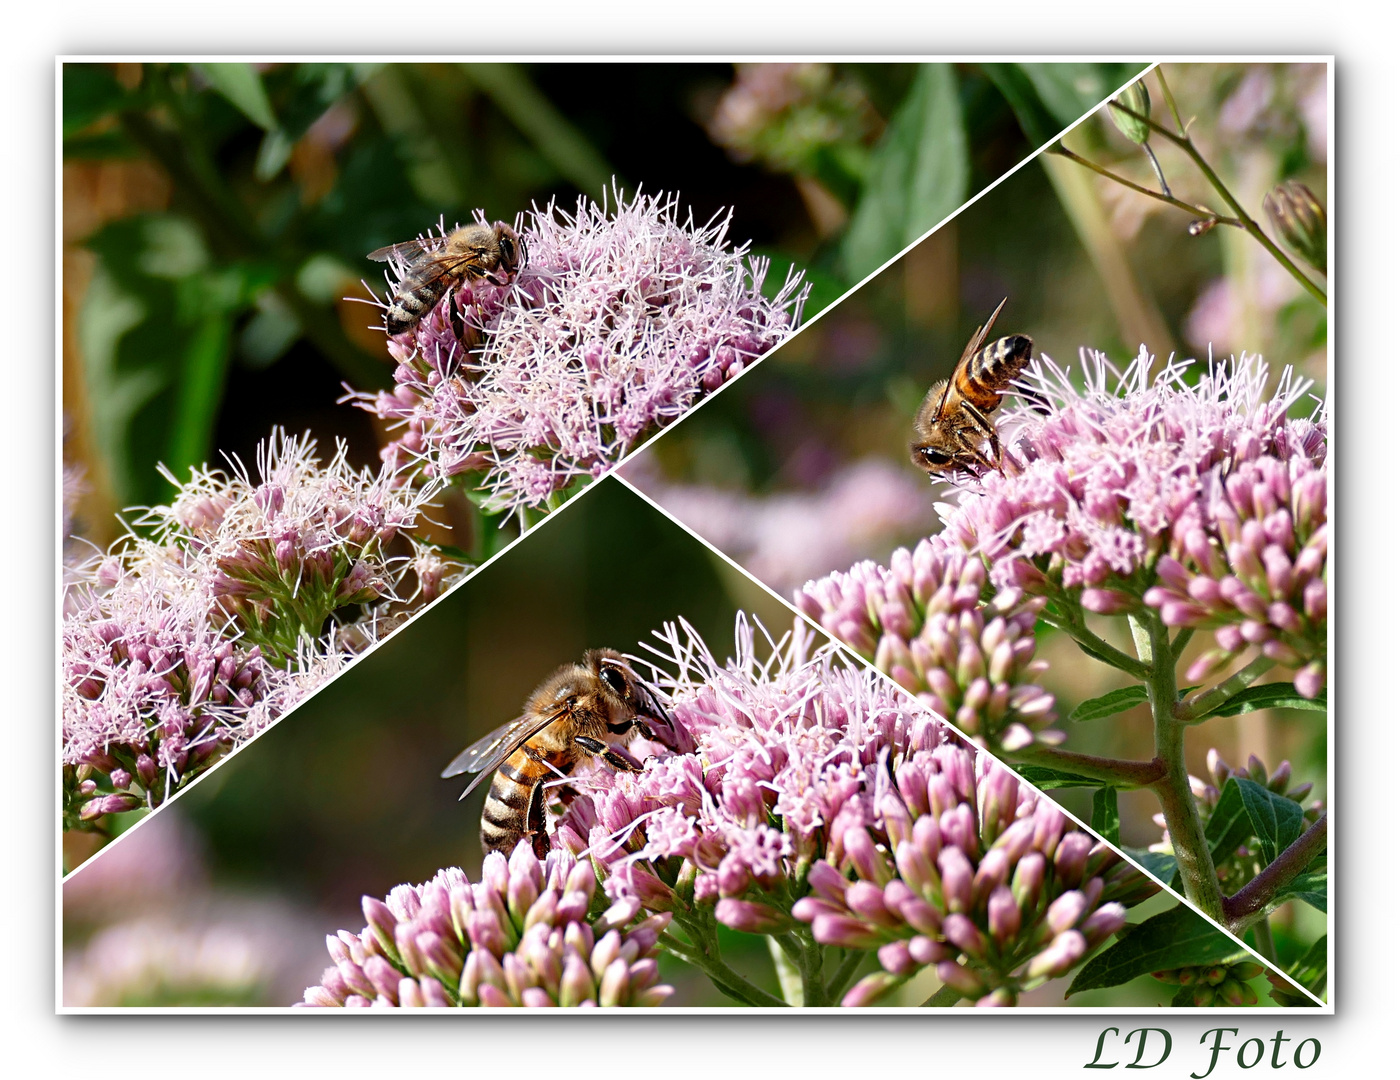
[498,236,516,262]
[600,666,628,696]
[919,447,953,466]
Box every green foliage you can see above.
[1067,904,1251,994]
[843,64,968,281]
[1091,786,1121,846]
[1068,685,1148,722]
[1210,683,1327,717]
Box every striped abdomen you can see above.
[385,275,454,336]
[954,334,1034,411]
[480,745,575,858]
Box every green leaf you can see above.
[1285,935,1328,995]
[1274,867,1328,913]
[1011,764,1099,790]
[980,64,1066,147]
[843,63,968,281]
[63,64,132,134]
[1235,778,1304,866]
[1017,63,1149,126]
[193,63,277,130]
[1211,683,1327,717]
[1068,685,1147,722]
[1091,787,1120,846]
[1067,905,1250,994]
[1123,846,1178,885]
[1202,777,1256,866]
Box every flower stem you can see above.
[1129,612,1225,922]
[1009,745,1165,788]
[1174,653,1277,722]
[1040,607,1150,679]
[824,948,867,1004]
[1223,812,1328,934]
[1105,99,1327,306]
[664,912,789,1008]
[767,936,805,1006]
[1048,143,1241,228]
[922,984,962,1007]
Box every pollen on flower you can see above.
[348,188,810,520]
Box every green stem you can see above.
[1039,609,1150,679]
[767,936,805,1007]
[1106,101,1326,306]
[1154,67,1187,136]
[1129,612,1225,922]
[1050,143,1238,228]
[1009,745,1165,788]
[922,984,962,1007]
[664,914,789,1008]
[1174,653,1277,723]
[1251,918,1278,965]
[1170,628,1195,661]
[825,948,867,1003]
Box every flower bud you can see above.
[1264,180,1327,272]
[1110,81,1152,144]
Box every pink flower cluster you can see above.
[531,616,1154,1006]
[300,846,672,1008]
[794,537,1058,753]
[937,350,1327,698]
[793,748,1151,1006]
[352,189,809,519]
[62,431,458,824]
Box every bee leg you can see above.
[525,778,550,859]
[958,401,1004,474]
[574,736,644,773]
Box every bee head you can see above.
[911,443,955,473]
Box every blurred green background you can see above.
[625,61,1328,969]
[62,60,1146,549]
[62,478,1210,1008]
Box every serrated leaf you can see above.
[1235,777,1304,865]
[1091,787,1120,846]
[843,63,968,281]
[1123,847,1178,886]
[1203,777,1256,866]
[1069,685,1147,723]
[1067,905,1250,995]
[193,63,277,130]
[1274,868,1328,913]
[1011,764,1099,790]
[1211,683,1327,717]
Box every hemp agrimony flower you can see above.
[539,616,1160,1006]
[799,348,1328,941]
[62,430,463,830]
[299,845,672,1007]
[352,189,809,520]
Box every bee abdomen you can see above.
[957,334,1034,408]
[385,281,450,335]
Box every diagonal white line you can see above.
[611,471,1327,1009]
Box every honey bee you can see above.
[441,649,681,859]
[368,221,526,337]
[910,299,1036,476]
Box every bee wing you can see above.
[441,706,568,797]
[367,237,438,263]
[958,297,1009,366]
